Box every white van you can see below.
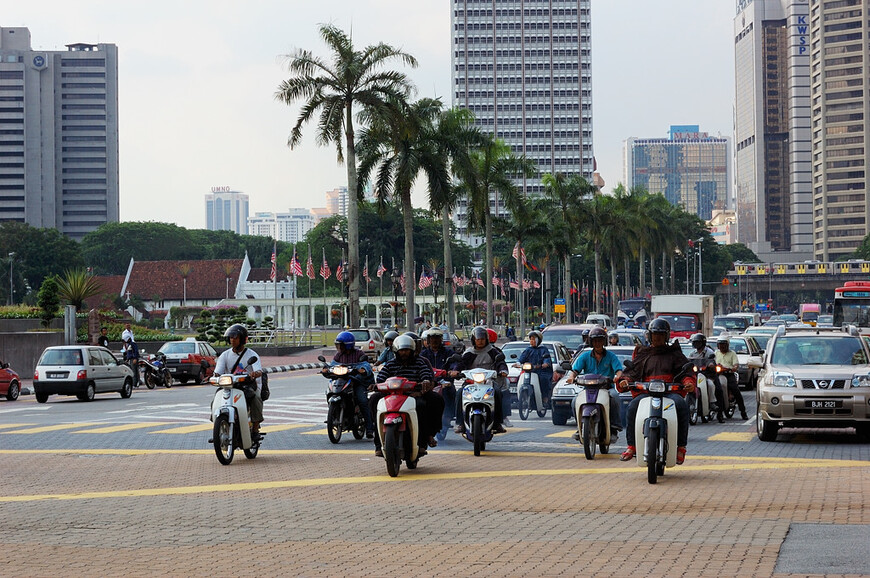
[585,313,614,329]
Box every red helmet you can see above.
[486,328,498,344]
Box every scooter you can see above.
[375,376,422,477]
[140,352,172,389]
[688,358,717,424]
[458,368,498,456]
[573,373,613,460]
[512,357,548,420]
[318,355,367,444]
[208,357,264,465]
[717,367,737,420]
[434,367,455,441]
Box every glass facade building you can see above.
[205,189,249,235]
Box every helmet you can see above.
[471,326,489,345]
[335,331,356,350]
[427,327,443,338]
[690,333,707,346]
[421,329,431,341]
[393,334,415,353]
[402,331,422,355]
[647,318,671,340]
[582,329,591,338]
[528,330,543,344]
[487,328,498,344]
[588,326,607,341]
[383,330,399,344]
[224,323,248,345]
[717,334,730,345]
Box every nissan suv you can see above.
[756,325,870,441]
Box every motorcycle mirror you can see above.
[560,360,572,371]
[509,353,517,359]
[622,359,635,371]
[247,356,258,364]
[317,355,326,362]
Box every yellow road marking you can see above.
[299,428,325,435]
[546,430,578,438]
[0,457,865,503]
[709,432,755,442]
[2,423,100,434]
[72,422,171,434]
[0,423,36,430]
[150,423,214,434]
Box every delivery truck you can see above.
[651,294,715,340]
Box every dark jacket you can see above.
[624,342,695,397]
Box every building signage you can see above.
[794,0,809,56]
[211,186,232,193]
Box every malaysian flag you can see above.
[290,247,303,277]
[399,272,406,293]
[509,279,519,290]
[492,276,502,287]
[320,249,331,280]
[270,242,277,282]
[533,280,541,289]
[475,274,484,287]
[523,278,532,289]
[336,261,345,282]
[418,269,432,290]
[363,258,371,283]
[376,259,387,278]
[306,246,315,279]
[454,275,465,287]
[512,241,526,266]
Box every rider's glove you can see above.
[615,379,630,393]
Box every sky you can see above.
[5,1,737,229]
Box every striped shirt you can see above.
[376,356,433,386]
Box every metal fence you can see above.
[246,328,326,347]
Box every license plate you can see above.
[47,372,64,379]
[807,400,842,409]
[171,368,180,373]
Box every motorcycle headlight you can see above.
[217,375,233,386]
[522,363,532,371]
[851,374,870,387]
[648,381,666,393]
[472,372,486,383]
[332,366,349,376]
[463,388,474,399]
[771,372,796,387]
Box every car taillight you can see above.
[77,370,87,380]
[368,339,375,350]
[33,370,38,380]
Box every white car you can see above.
[33,345,135,403]
[501,340,571,405]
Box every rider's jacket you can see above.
[330,348,374,386]
[420,346,456,371]
[624,342,695,398]
[517,345,554,384]
[714,349,739,372]
[460,344,508,390]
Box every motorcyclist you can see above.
[487,327,514,426]
[374,330,399,367]
[515,330,554,406]
[715,334,749,421]
[617,318,694,464]
[566,326,624,441]
[421,327,461,440]
[452,326,508,434]
[123,337,140,387]
[608,333,620,346]
[321,331,375,438]
[688,333,724,423]
[214,324,264,437]
[372,334,443,457]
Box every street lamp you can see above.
[7,252,14,306]
[390,268,401,329]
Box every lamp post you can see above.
[432,271,440,325]
[7,252,14,305]
[390,268,401,329]
[695,238,703,294]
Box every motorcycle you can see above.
[434,367,456,441]
[457,368,498,456]
[512,357,548,420]
[208,357,263,465]
[375,376,423,477]
[688,358,718,424]
[139,352,172,389]
[318,355,368,444]
[717,366,738,420]
[573,373,614,460]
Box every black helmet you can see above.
[588,326,607,341]
[528,330,543,344]
[384,330,399,344]
[582,329,591,337]
[471,326,489,344]
[690,333,707,346]
[224,323,248,345]
[647,318,671,340]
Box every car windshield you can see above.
[656,315,698,332]
[160,342,196,354]
[39,348,83,366]
[715,316,749,330]
[771,336,867,365]
[749,334,772,350]
[729,338,750,354]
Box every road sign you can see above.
[722,278,729,286]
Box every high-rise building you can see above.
[247,208,316,244]
[450,0,594,243]
[810,0,869,260]
[624,126,731,221]
[733,0,812,261]
[0,26,119,240]
[324,187,347,218]
[205,188,248,235]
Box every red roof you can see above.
[125,259,244,301]
[87,275,125,311]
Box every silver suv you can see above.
[756,325,870,441]
[33,345,135,403]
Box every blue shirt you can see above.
[572,348,623,381]
[517,345,553,382]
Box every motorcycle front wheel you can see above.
[518,389,531,421]
[213,414,234,465]
[582,414,597,460]
[351,406,366,440]
[472,413,484,456]
[383,423,401,477]
[144,369,156,389]
[646,427,660,484]
[327,404,343,444]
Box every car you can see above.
[541,323,597,354]
[778,313,799,323]
[756,325,870,441]
[744,326,777,352]
[33,345,134,402]
[720,334,764,389]
[348,328,385,359]
[713,315,751,333]
[442,332,466,353]
[501,340,571,407]
[817,314,834,327]
[0,359,21,401]
[585,313,614,329]
[612,328,649,347]
[551,344,635,426]
[158,338,218,384]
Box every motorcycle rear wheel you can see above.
[327,404,343,444]
[351,407,365,440]
[536,398,547,419]
[646,428,660,484]
[383,423,401,477]
[213,414,234,465]
[518,389,531,421]
[582,414,597,460]
[244,435,259,460]
[472,413,484,456]
[687,392,698,425]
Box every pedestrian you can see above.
[121,322,135,343]
[97,327,110,349]
[123,337,140,386]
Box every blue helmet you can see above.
[335,331,356,350]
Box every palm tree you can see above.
[458,136,536,326]
[276,24,417,328]
[56,268,102,311]
[356,97,450,329]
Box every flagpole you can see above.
[378,257,383,329]
[322,247,328,328]
[291,244,297,336]
[272,241,278,330]
[307,244,312,330]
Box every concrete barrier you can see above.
[0,331,65,379]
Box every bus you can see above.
[617,298,651,328]
[833,281,870,330]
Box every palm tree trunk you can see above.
[610,250,619,321]
[638,248,646,297]
[401,192,415,330]
[442,206,456,331]
[661,252,667,294]
[544,259,552,324]
[516,243,524,337]
[623,257,631,300]
[485,211,494,327]
[344,105,360,328]
[593,244,601,315]
[669,253,675,294]
[563,254,572,322]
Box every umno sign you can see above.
[211,186,232,193]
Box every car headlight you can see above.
[555,387,575,396]
[771,371,796,387]
[851,374,870,387]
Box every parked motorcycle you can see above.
[573,373,614,460]
[375,376,423,477]
[208,358,263,465]
[318,355,367,444]
[457,368,498,456]
[512,357,548,420]
[140,352,172,389]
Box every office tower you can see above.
[205,188,249,235]
[0,26,119,239]
[248,208,316,244]
[810,0,869,260]
[450,0,593,242]
[624,126,731,221]
[324,186,348,218]
[733,0,812,261]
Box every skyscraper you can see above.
[450,0,593,241]
[0,26,119,240]
[248,208,316,244]
[810,0,869,260]
[733,0,812,261]
[205,188,249,235]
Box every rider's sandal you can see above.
[676,446,687,465]
[620,446,636,461]
[428,436,438,448]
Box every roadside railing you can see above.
[247,328,327,347]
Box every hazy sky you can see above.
[6,1,736,229]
